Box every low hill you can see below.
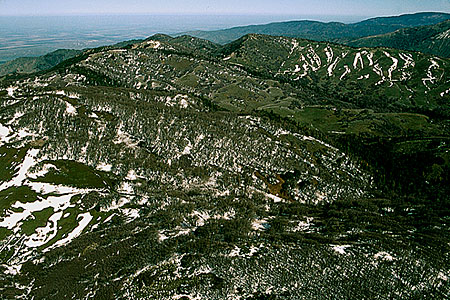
[0,49,82,76]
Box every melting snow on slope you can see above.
[399,53,414,69]
[340,65,351,80]
[373,63,386,85]
[7,111,25,126]
[55,90,80,99]
[383,51,399,82]
[324,45,334,64]
[0,148,40,192]
[126,169,138,180]
[422,59,440,89]
[50,213,93,249]
[291,217,314,232]
[353,52,364,69]
[327,56,340,77]
[118,181,134,194]
[290,40,299,55]
[366,52,374,66]
[0,193,75,230]
[265,193,284,203]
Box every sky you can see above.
[0,0,450,16]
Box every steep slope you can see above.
[0,49,82,76]
[0,35,449,299]
[184,12,450,45]
[349,19,450,58]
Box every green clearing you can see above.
[0,146,29,181]
[0,186,38,213]
[31,160,114,189]
[21,207,54,235]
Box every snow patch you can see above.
[266,193,283,203]
[374,251,395,261]
[422,59,439,89]
[0,191,83,231]
[0,148,40,192]
[97,163,112,172]
[2,264,21,275]
[441,88,450,97]
[145,40,161,49]
[340,65,351,80]
[357,74,370,80]
[291,217,314,232]
[252,218,269,231]
[0,123,11,144]
[332,245,351,255]
[118,181,133,195]
[437,272,448,281]
[383,51,398,81]
[126,170,138,180]
[353,52,364,69]
[324,45,333,64]
[182,140,193,155]
[7,86,18,97]
[65,102,77,116]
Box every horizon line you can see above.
[1,11,447,17]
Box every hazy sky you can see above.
[1,0,449,16]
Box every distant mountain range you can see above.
[2,12,450,78]
[183,12,450,57]
[349,19,450,58]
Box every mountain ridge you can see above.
[3,12,450,78]
[349,19,450,58]
[182,12,450,54]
